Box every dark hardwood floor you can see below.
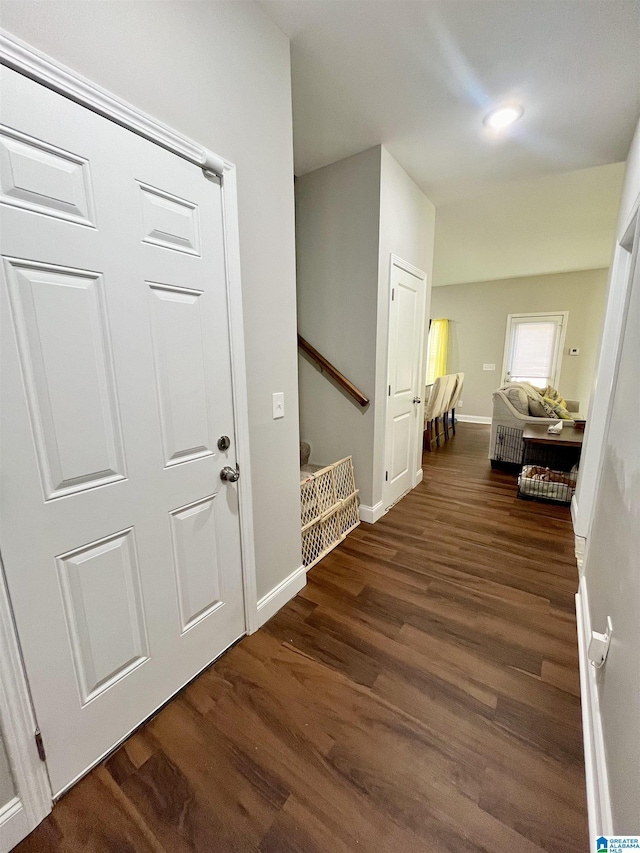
[17,423,587,853]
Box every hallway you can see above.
[17,424,587,853]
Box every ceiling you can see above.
[434,161,625,286]
[261,0,640,206]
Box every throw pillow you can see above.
[529,398,556,418]
[542,396,573,420]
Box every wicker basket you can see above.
[300,456,359,569]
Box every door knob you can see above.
[413,397,422,404]
[220,466,240,482]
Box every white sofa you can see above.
[489,385,579,465]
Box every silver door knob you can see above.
[413,397,422,404]
[220,466,240,482]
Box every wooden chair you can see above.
[444,372,465,438]
[423,376,449,451]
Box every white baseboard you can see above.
[255,564,306,629]
[0,798,30,853]
[415,469,423,485]
[456,415,492,424]
[359,500,385,524]
[576,580,612,842]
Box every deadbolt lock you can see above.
[217,435,231,451]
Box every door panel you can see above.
[384,262,426,507]
[0,66,245,795]
[170,495,224,633]
[5,259,126,499]
[56,528,149,705]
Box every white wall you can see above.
[373,147,435,506]
[296,145,435,511]
[296,147,381,505]
[575,120,640,540]
[429,269,608,418]
[577,117,640,832]
[433,162,625,287]
[0,0,301,601]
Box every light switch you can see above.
[483,364,496,371]
[569,347,580,356]
[272,392,285,419]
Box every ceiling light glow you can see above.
[484,105,524,130]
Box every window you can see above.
[502,312,567,389]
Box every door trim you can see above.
[0,554,52,848]
[0,29,260,838]
[500,310,568,388]
[383,254,428,511]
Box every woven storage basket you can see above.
[300,455,359,569]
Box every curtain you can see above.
[426,318,448,385]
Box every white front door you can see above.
[0,67,245,795]
[502,312,567,388]
[384,258,427,508]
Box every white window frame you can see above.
[501,311,568,389]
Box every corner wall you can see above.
[429,269,608,419]
[373,148,435,507]
[1,0,302,602]
[575,116,640,835]
[296,147,382,506]
[296,146,435,512]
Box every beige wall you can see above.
[430,269,609,418]
[1,0,301,600]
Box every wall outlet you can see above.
[457,400,463,407]
[483,363,496,371]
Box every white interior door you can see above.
[0,66,245,795]
[502,312,567,388]
[384,259,427,508]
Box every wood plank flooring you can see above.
[17,423,587,853]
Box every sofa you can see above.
[489,384,579,465]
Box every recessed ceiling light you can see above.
[484,104,524,130]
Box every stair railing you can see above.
[297,334,369,407]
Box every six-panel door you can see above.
[0,66,245,795]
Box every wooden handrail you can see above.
[297,334,369,407]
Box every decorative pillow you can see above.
[504,385,529,415]
[542,386,568,409]
[529,398,556,418]
[542,396,573,420]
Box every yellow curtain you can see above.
[426,319,449,385]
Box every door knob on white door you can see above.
[413,397,422,404]
[220,466,240,482]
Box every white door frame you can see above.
[0,555,52,851]
[0,28,259,840]
[501,310,568,388]
[383,254,428,510]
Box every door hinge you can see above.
[388,385,391,396]
[35,728,46,762]
[385,471,388,481]
[392,288,395,301]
